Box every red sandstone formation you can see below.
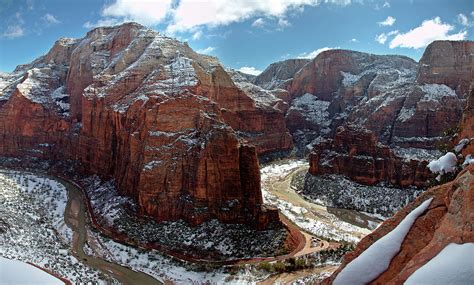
[457,89,474,156]
[253,58,310,91]
[286,43,471,148]
[0,22,281,227]
[416,40,473,97]
[308,124,431,187]
[226,69,293,155]
[323,164,474,284]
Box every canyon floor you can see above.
[0,158,388,284]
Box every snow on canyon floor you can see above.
[0,169,274,284]
[260,159,377,244]
[0,159,388,284]
[0,169,109,283]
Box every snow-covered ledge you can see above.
[333,197,433,285]
[405,243,474,285]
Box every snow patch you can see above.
[340,71,361,87]
[288,93,331,126]
[428,152,458,175]
[0,257,63,285]
[420,84,457,102]
[454,138,470,153]
[463,154,474,167]
[333,197,433,285]
[405,243,474,285]
[397,107,415,122]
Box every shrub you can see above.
[257,261,273,272]
[273,261,286,273]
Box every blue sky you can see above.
[0,0,472,74]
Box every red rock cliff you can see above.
[309,124,431,187]
[323,164,474,284]
[0,22,279,227]
[417,40,473,97]
[286,43,471,149]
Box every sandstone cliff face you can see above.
[253,58,310,91]
[0,22,280,227]
[323,164,474,284]
[286,46,470,148]
[417,40,473,97]
[457,89,474,156]
[227,69,293,155]
[308,124,431,187]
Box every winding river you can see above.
[59,177,162,285]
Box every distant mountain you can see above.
[253,58,310,90]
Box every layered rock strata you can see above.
[308,124,431,187]
[0,22,282,227]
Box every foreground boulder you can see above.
[0,22,281,227]
[323,164,474,284]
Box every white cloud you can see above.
[375,30,398,44]
[238,66,262,76]
[325,0,353,5]
[251,18,266,28]
[102,0,173,25]
[375,1,390,10]
[252,18,266,28]
[378,16,396,26]
[196,46,216,54]
[3,25,24,39]
[457,13,472,27]
[88,0,355,34]
[277,18,291,29]
[43,13,60,25]
[375,33,388,44]
[83,18,125,29]
[349,38,359,42]
[192,30,203,40]
[389,17,467,49]
[3,13,25,39]
[166,0,327,33]
[297,46,340,59]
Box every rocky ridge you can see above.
[308,124,431,187]
[284,42,471,151]
[253,58,310,91]
[323,164,473,284]
[0,22,286,227]
[280,41,472,188]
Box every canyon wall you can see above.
[0,23,282,227]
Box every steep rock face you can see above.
[0,22,280,227]
[227,69,293,155]
[288,50,417,101]
[308,124,430,187]
[457,89,474,156]
[323,164,474,284]
[286,44,471,150]
[416,40,473,96]
[253,58,310,91]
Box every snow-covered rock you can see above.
[405,243,474,285]
[428,152,458,175]
[333,198,433,285]
[0,257,63,285]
